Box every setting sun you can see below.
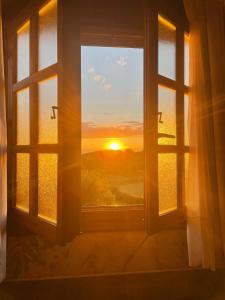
[106,140,124,151]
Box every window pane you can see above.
[38,76,58,144]
[158,15,176,80]
[158,85,176,145]
[17,88,30,145]
[38,154,57,223]
[17,21,30,81]
[184,94,189,146]
[184,34,190,86]
[38,0,57,70]
[185,153,189,206]
[16,153,29,212]
[159,153,177,215]
[81,46,144,207]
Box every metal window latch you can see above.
[158,112,163,124]
[51,106,58,119]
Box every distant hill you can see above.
[82,149,144,176]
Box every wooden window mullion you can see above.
[144,0,158,234]
[29,12,39,216]
[176,27,185,209]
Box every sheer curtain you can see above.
[0,0,7,282]
[183,0,225,270]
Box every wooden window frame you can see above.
[80,0,189,233]
[7,0,189,238]
[80,31,145,233]
[7,0,80,243]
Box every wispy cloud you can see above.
[94,74,102,81]
[101,112,113,115]
[82,122,143,139]
[88,66,95,74]
[101,77,106,85]
[116,56,128,67]
[103,83,112,91]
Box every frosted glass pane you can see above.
[158,85,176,145]
[159,154,177,215]
[185,153,189,206]
[17,88,30,145]
[158,15,176,80]
[38,0,57,70]
[38,154,57,223]
[16,154,29,212]
[184,94,189,146]
[184,34,190,86]
[38,76,58,144]
[17,21,30,81]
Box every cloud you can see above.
[101,77,106,85]
[116,56,128,67]
[88,67,95,74]
[103,83,112,91]
[82,122,143,139]
[101,112,113,115]
[121,121,143,127]
[94,74,102,81]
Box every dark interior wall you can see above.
[2,0,29,20]
[80,0,144,34]
[3,0,186,33]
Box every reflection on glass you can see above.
[185,34,190,86]
[185,153,189,206]
[38,0,57,70]
[184,94,189,146]
[159,153,177,215]
[16,153,29,212]
[81,46,144,207]
[38,154,57,223]
[158,15,176,80]
[17,88,30,145]
[38,76,58,144]
[158,85,176,145]
[17,21,30,81]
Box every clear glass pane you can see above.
[159,153,177,215]
[17,88,30,145]
[158,15,176,80]
[184,94,189,146]
[38,76,58,144]
[17,21,30,81]
[38,0,57,70]
[81,46,144,207]
[185,153,189,206]
[158,85,176,145]
[38,154,57,223]
[16,153,29,212]
[184,34,190,86]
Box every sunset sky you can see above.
[81,46,144,153]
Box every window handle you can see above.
[158,112,163,124]
[51,106,58,120]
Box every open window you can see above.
[7,0,81,242]
[80,45,145,232]
[7,0,189,243]
[79,1,189,233]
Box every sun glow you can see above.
[105,140,124,151]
